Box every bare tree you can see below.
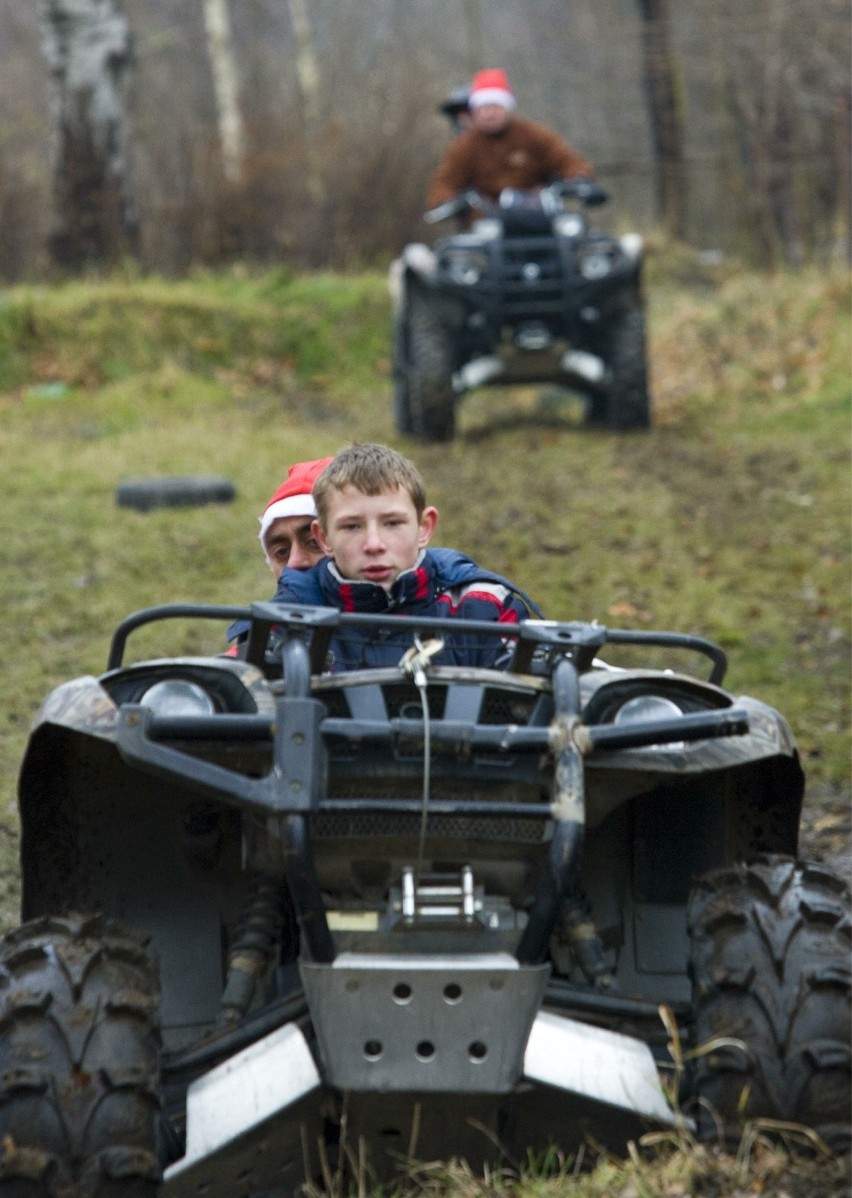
[11,0,848,274]
[287,0,325,203]
[636,0,686,239]
[38,0,138,266]
[707,0,849,265]
[202,0,245,183]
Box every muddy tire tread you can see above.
[687,855,851,1151]
[407,296,456,442]
[0,914,163,1197]
[391,315,414,435]
[589,295,650,429]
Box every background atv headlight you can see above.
[555,213,584,238]
[141,679,215,717]
[470,219,501,241]
[578,248,614,279]
[439,248,490,284]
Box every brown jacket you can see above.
[427,115,594,209]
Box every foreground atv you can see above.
[2,603,849,1195]
[391,179,651,440]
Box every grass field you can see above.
[0,253,849,1194]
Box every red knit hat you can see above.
[258,457,334,548]
[469,68,516,112]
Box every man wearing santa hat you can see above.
[258,457,334,579]
[427,67,595,210]
[224,457,333,651]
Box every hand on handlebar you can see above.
[553,177,609,206]
[423,190,486,224]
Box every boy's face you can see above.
[264,515,324,578]
[313,485,437,590]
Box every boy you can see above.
[272,443,541,671]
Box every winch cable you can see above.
[413,665,431,883]
[399,635,445,884]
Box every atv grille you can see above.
[498,236,566,320]
[319,685,538,726]
[480,690,538,724]
[312,811,547,843]
[320,686,446,720]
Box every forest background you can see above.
[0,0,850,279]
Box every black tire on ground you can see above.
[407,295,456,442]
[116,476,236,512]
[0,913,164,1196]
[687,855,851,1152]
[588,295,651,430]
[391,315,413,436]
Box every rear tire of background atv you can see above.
[687,855,851,1152]
[391,315,413,435]
[407,296,456,442]
[589,296,650,430]
[0,913,163,1196]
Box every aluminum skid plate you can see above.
[301,952,551,1092]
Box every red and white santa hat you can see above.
[468,68,516,112]
[258,457,334,549]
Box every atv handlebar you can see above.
[107,602,728,684]
[423,178,609,224]
[548,177,608,206]
[423,192,479,224]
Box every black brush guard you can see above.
[112,603,746,968]
[435,231,638,343]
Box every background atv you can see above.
[391,179,651,440]
[1,603,849,1195]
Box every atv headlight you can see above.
[140,679,216,718]
[614,694,684,749]
[614,695,683,725]
[439,247,490,285]
[578,247,615,279]
[554,213,584,238]
[471,219,502,241]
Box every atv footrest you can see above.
[301,952,550,1092]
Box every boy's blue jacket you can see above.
[229,548,543,672]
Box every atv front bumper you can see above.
[165,955,677,1195]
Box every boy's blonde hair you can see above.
[313,443,428,527]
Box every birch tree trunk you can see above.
[636,0,686,240]
[202,0,245,184]
[287,0,326,203]
[38,0,138,266]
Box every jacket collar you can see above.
[321,550,436,613]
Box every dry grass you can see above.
[297,1117,851,1198]
[296,1000,850,1197]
